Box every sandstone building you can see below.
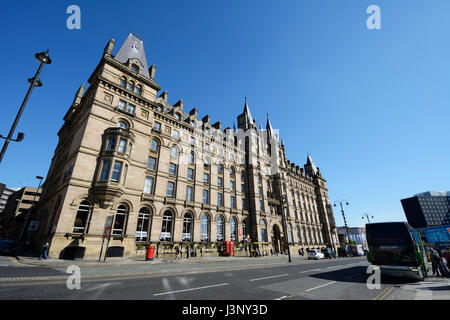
[33,33,339,259]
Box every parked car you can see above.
[338,247,351,257]
[322,248,337,259]
[307,249,325,260]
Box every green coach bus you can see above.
[365,222,429,280]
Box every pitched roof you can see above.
[114,33,150,78]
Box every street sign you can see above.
[28,221,39,231]
[103,215,113,239]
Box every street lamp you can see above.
[334,200,351,250]
[280,194,292,263]
[362,213,374,224]
[0,50,52,164]
[16,176,44,252]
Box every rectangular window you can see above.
[205,143,210,152]
[106,137,116,151]
[259,200,264,211]
[203,189,209,204]
[230,196,236,209]
[190,137,195,146]
[111,161,123,182]
[187,168,194,180]
[203,173,209,183]
[127,104,136,115]
[120,164,128,185]
[230,181,235,191]
[218,193,223,207]
[167,182,175,198]
[118,100,126,111]
[173,129,180,140]
[242,198,247,210]
[117,138,127,153]
[154,122,161,131]
[258,186,262,195]
[100,160,111,181]
[241,184,245,193]
[169,163,177,175]
[147,157,157,171]
[186,186,193,201]
[144,176,154,194]
[218,177,223,187]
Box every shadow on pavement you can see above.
[309,266,420,285]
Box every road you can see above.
[0,256,413,300]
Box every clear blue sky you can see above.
[0,1,449,228]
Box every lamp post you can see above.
[334,200,351,250]
[16,176,44,252]
[280,194,292,263]
[0,50,52,164]
[362,213,374,224]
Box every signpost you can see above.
[99,216,114,262]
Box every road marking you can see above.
[249,274,289,282]
[305,281,336,292]
[275,296,287,300]
[327,265,342,269]
[153,282,229,296]
[372,287,393,300]
[299,269,321,273]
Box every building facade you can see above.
[337,226,367,249]
[0,187,41,238]
[0,183,16,214]
[33,33,339,259]
[401,191,450,228]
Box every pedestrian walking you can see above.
[174,247,180,259]
[39,242,49,260]
[439,253,449,277]
[430,248,442,276]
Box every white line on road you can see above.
[305,281,336,292]
[249,274,289,282]
[299,269,321,273]
[275,296,287,300]
[327,265,342,269]
[153,282,229,296]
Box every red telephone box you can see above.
[225,241,234,256]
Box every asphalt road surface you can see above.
[0,256,413,300]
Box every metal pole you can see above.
[339,202,352,254]
[0,63,45,164]
[363,213,372,224]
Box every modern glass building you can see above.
[401,191,450,228]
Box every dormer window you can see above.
[174,113,180,121]
[131,64,139,73]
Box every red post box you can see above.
[146,246,155,261]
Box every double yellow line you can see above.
[372,286,394,300]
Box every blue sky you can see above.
[0,1,449,228]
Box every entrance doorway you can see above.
[272,224,282,254]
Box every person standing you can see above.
[39,242,49,260]
[430,248,442,276]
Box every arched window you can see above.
[113,204,129,235]
[150,139,159,152]
[189,151,195,165]
[160,210,173,241]
[217,163,223,174]
[135,85,142,96]
[131,64,139,73]
[230,217,238,242]
[119,77,126,87]
[127,80,135,91]
[136,207,151,242]
[260,220,267,242]
[117,121,128,129]
[170,146,178,159]
[201,214,209,242]
[216,216,224,241]
[183,212,193,241]
[72,200,92,234]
